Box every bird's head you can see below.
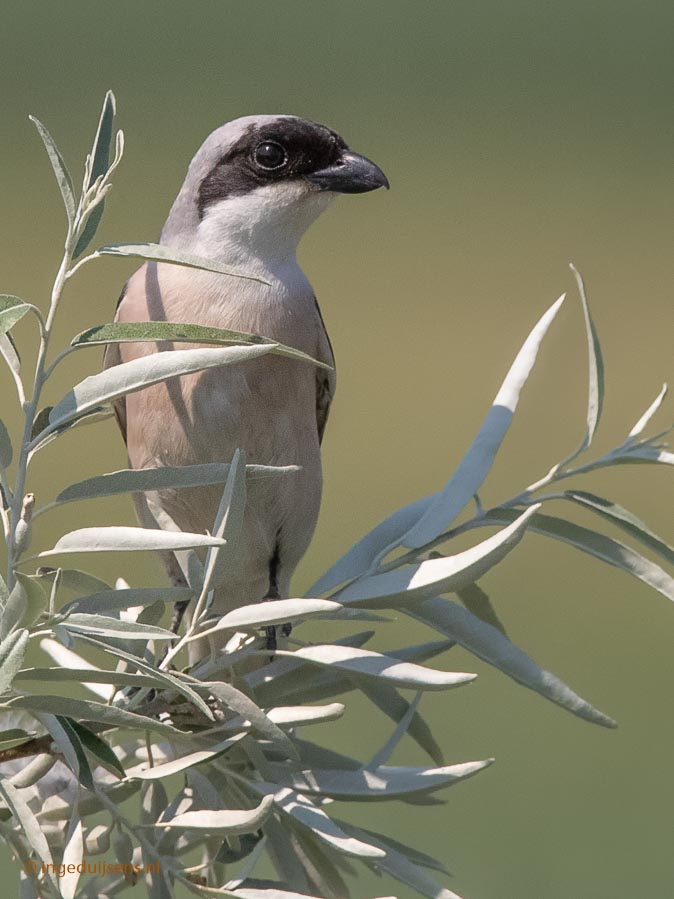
[161,115,389,267]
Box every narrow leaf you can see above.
[485,507,674,604]
[52,462,297,508]
[628,384,668,438]
[408,596,617,728]
[0,420,11,473]
[339,822,462,899]
[335,506,538,608]
[194,598,343,638]
[39,525,225,556]
[455,582,508,636]
[565,263,604,459]
[28,116,76,226]
[156,794,273,833]
[128,735,244,780]
[254,785,386,859]
[201,448,247,597]
[0,779,54,870]
[40,344,277,441]
[67,720,125,778]
[559,490,674,567]
[61,806,84,899]
[7,695,185,737]
[73,91,116,257]
[273,758,492,801]
[0,297,31,337]
[61,586,192,615]
[60,612,177,641]
[401,294,566,550]
[278,645,476,691]
[98,242,270,284]
[0,629,29,693]
[309,495,435,596]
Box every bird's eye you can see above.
[253,141,288,170]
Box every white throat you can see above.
[191,182,336,282]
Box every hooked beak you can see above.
[306,151,389,194]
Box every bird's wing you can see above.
[313,295,336,445]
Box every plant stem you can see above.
[6,248,73,589]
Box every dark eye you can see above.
[253,141,288,170]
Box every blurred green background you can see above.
[1,1,674,897]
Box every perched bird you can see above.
[105,115,388,651]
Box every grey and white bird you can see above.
[104,115,388,649]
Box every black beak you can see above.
[306,151,389,194]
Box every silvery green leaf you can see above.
[401,295,566,550]
[0,417,12,470]
[73,91,116,258]
[98,242,270,284]
[60,613,176,641]
[358,679,444,766]
[61,806,84,899]
[0,296,32,337]
[455,581,507,636]
[156,794,273,833]
[619,446,674,466]
[0,778,54,872]
[40,713,94,790]
[0,333,20,375]
[8,695,184,737]
[368,692,422,768]
[40,344,277,442]
[557,264,604,466]
[37,637,113,700]
[266,703,345,727]
[8,753,57,789]
[202,448,246,596]
[0,629,28,694]
[627,383,668,439]
[281,645,475,691]
[485,507,674,603]
[74,636,215,720]
[340,821,451,875]
[0,574,8,607]
[0,581,27,639]
[335,506,538,607]
[84,823,111,855]
[253,784,385,859]
[28,116,76,227]
[51,462,297,508]
[13,666,161,690]
[13,574,47,627]
[71,320,329,371]
[557,490,674,567]
[34,567,111,595]
[128,735,244,781]
[61,586,192,615]
[195,598,343,638]
[0,728,35,751]
[309,494,433,595]
[67,719,125,778]
[39,780,140,821]
[39,525,225,556]
[271,758,492,801]
[407,596,617,728]
[339,821,462,899]
[203,679,298,759]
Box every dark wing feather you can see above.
[313,296,336,444]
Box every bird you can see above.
[104,115,388,655]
